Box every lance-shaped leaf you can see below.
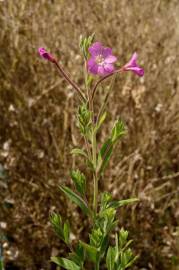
[60,186,90,216]
[79,33,95,59]
[77,104,92,138]
[106,246,116,270]
[71,148,88,159]
[79,241,98,263]
[97,138,113,174]
[50,213,71,245]
[118,228,129,248]
[51,257,80,270]
[63,221,70,245]
[70,169,86,196]
[50,213,64,241]
[108,198,139,209]
[94,111,107,134]
[69,243,85,267]
[111,120,126,144]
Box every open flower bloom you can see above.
[38,47,56,63]
[87,42,117,76]
[123,52,144,77]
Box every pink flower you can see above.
[38,47,56,63]
[87,42,117,76]
[123,52,144,77]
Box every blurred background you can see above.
[0,0,179,269]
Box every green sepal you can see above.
[59,186,90,216]
[51,257,80,270]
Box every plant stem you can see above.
[92,122,98,215]
[91,68,123,101]
[95,257,100,270]
[54,61,86,102]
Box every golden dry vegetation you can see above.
[0,0,179,269]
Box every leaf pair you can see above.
[60,186,91,216]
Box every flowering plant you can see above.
[39,34,144,270]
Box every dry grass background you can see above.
[0,0,179,269]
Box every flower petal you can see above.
[97,66,106,76]
[87,58,98,74]
[88,42,103,56]
[131,67,144,76]
[105,55,117,63]
[126,52,137,67]
[125,66,144,77]
[102,47,112,57]
[104,63,115,73]
[123,52,144,77]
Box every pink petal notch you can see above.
[123,52,144,77]
[87,42,117,76]
[38,47,56,63]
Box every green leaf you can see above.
[70,169,86,196]
[106,246,116,270]
[111,120,126,144]
[100,192,112,211]
[79,33,95,59]
[118,228,129,248]
[77,104,92,137]
[94,112,107,133]
[51,257,81,270]
[50,213,64,241]
[125,255,139,268]
[69,243,85,267]
[108,198,139,209]
[79,241,98,263]
[60,186,90,216]
[76,243,85,262]
[63,221,70,244]
[97,139,113,173]
[71,148,88,159]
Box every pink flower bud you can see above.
[38,47,56,63]
[123,52,144,77]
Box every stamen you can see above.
[95,54,104,65]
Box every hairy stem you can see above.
[92,130,98,215]
[91,68,123,100]
[54,61,86,102]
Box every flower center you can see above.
[95,54,104,65]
